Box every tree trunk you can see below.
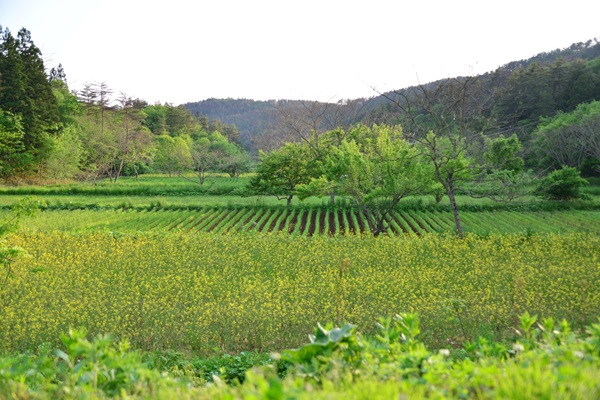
[435,167,463,237]
[330,192,335,205]
[376,217,386,237]
[361,207,379,237]
[107,161,115,183]
[287,194,293,207]
[447,183,463,237]
[114,158,125,183]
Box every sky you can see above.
[1,0,599,105]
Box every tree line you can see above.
[249,76,591,237]
[184,39,600,175]
[0,25,596,223]
[0,26,249,183]
[365,40,600,175]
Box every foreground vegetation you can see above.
[1,185,598,399]
[2,312,600,399]
[0,174,598,398]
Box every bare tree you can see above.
[273,98,368,154]
[378,76,493,236]
[77,83,97,118]
[96,82,112,139]
[274,99,333,154]
[577,115,600,168]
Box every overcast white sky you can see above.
[2,0,599,105]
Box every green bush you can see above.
[536,166,589,200]
[2,314,600,398]
[0,328,185,399]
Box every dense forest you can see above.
[0,26,249,183]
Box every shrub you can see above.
[535,166,589,200]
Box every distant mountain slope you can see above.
[184,39,600,151]
[184,98,279,149]
[184,98,365,152]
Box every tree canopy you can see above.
[0,26,60,176]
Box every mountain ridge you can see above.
[184,38,600,152]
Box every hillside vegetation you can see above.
[185,40,600,170]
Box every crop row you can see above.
[13,208,600,235]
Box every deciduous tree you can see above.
[380,76,491,236]
[299,125,431,236]
[249,143,316,206]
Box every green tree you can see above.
[52,79,82,126]
[186,136,217,186]
[0,26,60,173]
[153,135,191,177]
[208,118,241,144]
[166,105,198,136]
[0,110,27,178]
[42,124,84,180]
[466,134,534,202]
[299,125,431,236]
[112,93,152,181]
[142,104,168,135]
[74,112,117,182]
[533,101,600,171]
[249,143,316,206]
[297,125,376,205]
[484,134,524,173]
[383,76,490,236]
[213,141,251,178]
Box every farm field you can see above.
[2,175,600,398]
[8,207,600,236]
[3,231,599,354]
[0,174,254,196]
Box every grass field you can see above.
[0,174,253,196]
[0,173,579,206]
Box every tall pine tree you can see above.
[0,26,59,176]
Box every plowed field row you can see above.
[16,208,600,236]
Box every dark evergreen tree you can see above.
[166,105,197,136]
[0,27,27,122]
[0,26,60,174]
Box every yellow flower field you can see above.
[1,232,598,353]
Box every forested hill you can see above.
[184,99,278,149]
[184,39,600,153]
[499,39,600,72]
[364,39,600,143]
